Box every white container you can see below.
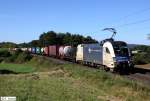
[59,46,64,56]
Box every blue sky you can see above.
[0,0,150,45]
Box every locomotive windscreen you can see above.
[112,41,129,57]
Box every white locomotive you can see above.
[76,39,134,72]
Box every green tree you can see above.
[29,40,40,47]
[83,36,98,44]
[71,34,84,46]
[63,32,72,45]
[56,33,65,45]
[29,30,98,47]
[39,31,57,46]
[0,42,17,48]
[18,42,29,48]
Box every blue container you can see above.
[31,47,36,54]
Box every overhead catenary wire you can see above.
[89,7,150,34]
[115,17,150,28]
[113,7,150,23]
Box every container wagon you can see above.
[36,47,41,54]
[49,45,59,57]
[59,46,65,59]
[41,47,44,55]
[21,48,28,51]
[27,48,32,52]
[43,47,49,56]
[31,47,36,54]
[63,46,77,61]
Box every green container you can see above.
[36,47,41,54]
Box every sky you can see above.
[0,0,150,45]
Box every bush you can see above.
[0,50,11,63]
[132,45,150,64]
[0,50,11,57]
[4,50,32,63]
[13,49,23,55]
[15,51,32,63]
[133,53,149,65]
[4,50,22,63]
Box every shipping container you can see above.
[49,45,59,57]
[31,47,36,54]
[27,48,32,52]
[41,47,44,54]
[44,47,49,56]
[59,46,65,58]
[21,48,27,51]
[76,44,103,65]
[36,47,41,54]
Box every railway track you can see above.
[34,54,150,86]
[124,68,150,86]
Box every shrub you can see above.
[3,50,32,63]
[0,50,11,63]
[133,53,149,65]
[15,51,32,63]
[13,49,23,56]
[132,45,150,64]
[0,50,11,57]
[4,50,22,63]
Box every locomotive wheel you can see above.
[103,66,110,72]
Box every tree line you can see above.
[0,31,98,48]
[0,42,17,48]
[29,31,98,47]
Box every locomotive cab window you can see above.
[106,47,110,54]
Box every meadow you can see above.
[0,56,150,101]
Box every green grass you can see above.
[0,48,8,51]
[0,63,35,73]
[0,56,150,101]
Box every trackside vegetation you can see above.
[0,54,150,101]
[0,63,35,73]
[132,45,150,64]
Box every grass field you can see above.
[0,63,35,73]
[0,48,8,51]
[0,56,150,101]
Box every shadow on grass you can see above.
[115,67,150,75]
[0,69,18,74]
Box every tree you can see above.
[18,42,29,48]
[39,31,57,46]
[29,40,40,47]
[63,32,72,45]
[83,36,98,44]
[29,30,98,47]
[71,34,84,46]
[56,33,65,45]
[0,42,17,48]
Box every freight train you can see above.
[17,39,134,72]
